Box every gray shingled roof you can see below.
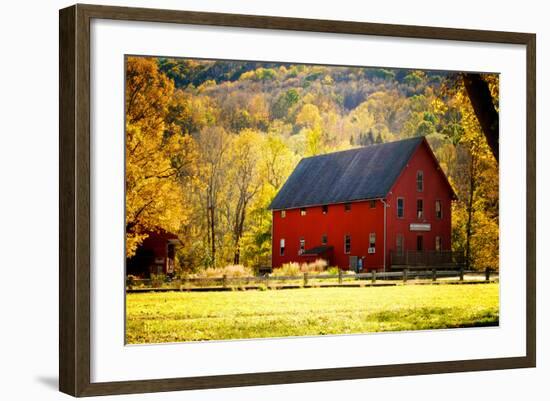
[269,136,425,210]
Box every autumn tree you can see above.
[125,57,198,258]
[226,130,264,264]
[432,77,499,270]
[195,126,232,266]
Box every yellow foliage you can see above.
[295,103,322,129]
[125,57,198,257]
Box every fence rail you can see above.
[127,268,497,292]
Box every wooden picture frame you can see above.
[59,3,536,397]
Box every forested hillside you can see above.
[125,56,499,271]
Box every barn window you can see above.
[299,238,305,255]
[344,203,352,212]
[344,235,351,254]
[435,236,442,251]
[281,210,286,218]
[280,239,285,256]
[397,198,404,218]
[417,235,424,251]
[416,170,424,192]
[417,199,424,219]
[322,205,328,214]
[435,200,442,219]
[369,200,376,208]
[322,234,328,245]
[369,233,376,248]
[300,208,307,216]
[396,234,404,254]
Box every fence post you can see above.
[403,268,408,283]
[222,274,227,288]
[485,267,490,281]
[371,270,376,284]
[338,269,343,285]
[304,272,309,286]
[459,268,464,281]
[432,268,437,282]
[265,274,269,288]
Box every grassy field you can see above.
[126,283,499,344]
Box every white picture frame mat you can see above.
[90,18,526,383]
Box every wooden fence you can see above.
[126,268,498,292]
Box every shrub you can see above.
[271,259,330,277]
[196,265,253,278]
[271,262,301,277]
[126,274,138,289]
[327,267,339,275]
[301,259,328,273]
[150,273,166,288]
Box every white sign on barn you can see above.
[409,223,431,232]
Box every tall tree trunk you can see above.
[232,200,248,265]
[206,186,216,267]
[465,155,476,269]
[209,203,216,266]
[462,73,499,163]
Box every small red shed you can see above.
[269,137,456,272]
[126,229,181,277]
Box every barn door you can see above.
[349,256,358,271]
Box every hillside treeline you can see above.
[126,56,499,271]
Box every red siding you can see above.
[386,141,453,267]
[272,200,385,270]
[271,140,454,271]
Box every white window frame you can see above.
[417,198,424,219]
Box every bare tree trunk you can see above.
[206,186,216,267]
[232,198,248,265]
[209,202,216,267]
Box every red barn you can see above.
[126,229,181,277]
[269,137,456,272]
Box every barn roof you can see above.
[269,136,427,210]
